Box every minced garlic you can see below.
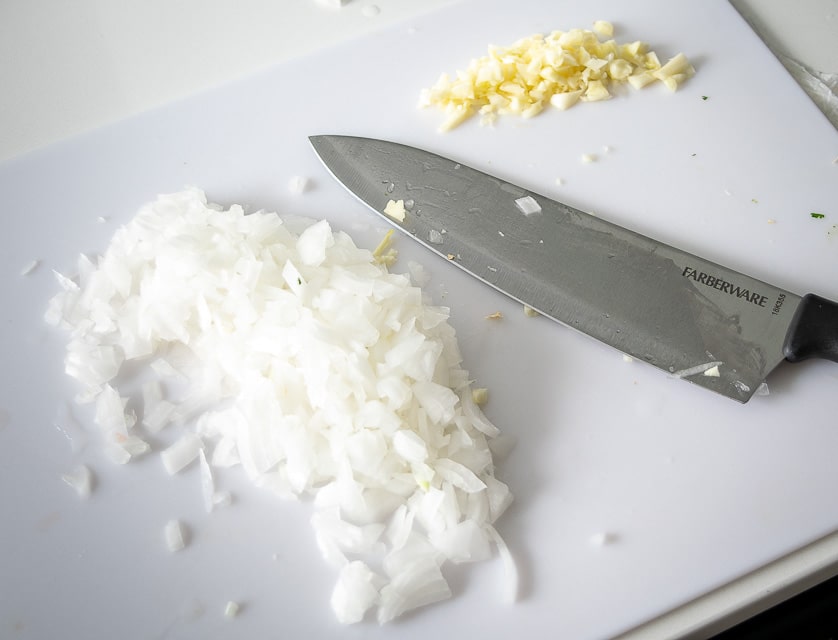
[419,24,695,131]
[383,199,407,222]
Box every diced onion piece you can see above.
[297,219,334,267]
[393,429,429,463]
[429,519,491,563]
[488,433,517,462]
[143,399,175,433]
[150,358,186,381]
[311,508,386,569]
[330,561,382,624]
[161,432,203,475]
[165,519,188,551]
[119,434,151,457]
[224,601,240,618]
[104,433,150,464]
[378,555,451,624]
[103,441,132,465]
[434,459,487,493]
[288,176,309,194]
[199,449,215,512]
[487,525,518,603]
[514,195,542,216]
[485,476,514,522]
[407,260,430,287]
[93,387,131,432]
[461,390,500,437]
[61,464,93,498]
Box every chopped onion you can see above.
[429,519,491,563]
[104,433,150,464]
[487,525,518,603]
[165,519,188,551]
[94,384,134,434]
[161,432,203,475]
[514,195,542,216]
[103,441,132,465]
[224,601,241,618]
[378,536,451,624]
[61,464,93,498]
[330,561,383,624]
[288,176,310,194]
[46,188,515,624]
[198,449,215,512]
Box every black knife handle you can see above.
[783,294,838,363]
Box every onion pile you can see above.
[46,188,515,624]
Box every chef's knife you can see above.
[309,135,838,402]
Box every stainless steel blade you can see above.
[310,134,802,402]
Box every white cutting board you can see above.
[1,1,837,638]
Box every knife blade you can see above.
[309,135,838,402]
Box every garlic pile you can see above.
[420,22,695,130]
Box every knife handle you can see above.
[783,294,838,363]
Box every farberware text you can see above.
[681,266,769,307]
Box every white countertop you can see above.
[2,1,837,637]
